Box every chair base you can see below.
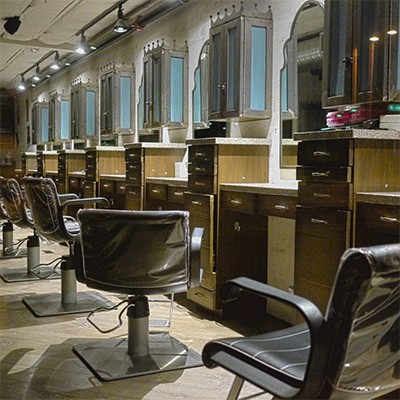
[0,248,27,259]
[22,291,115,317]
[72,332,203,381]
[0,267,61,282]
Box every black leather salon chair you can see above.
[0,177,58,282]
[72,208,204,381]
[202,243,400,400]
[22,176,115,317]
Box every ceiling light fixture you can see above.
[4,16,21,35]
[50,52,62,70]
[75,32,90,54]
[114,4,128,33]
[32,64,42,82]
[17,75,26,91]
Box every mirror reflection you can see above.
[280,1,324,168]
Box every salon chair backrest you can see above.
[76,209,201,296]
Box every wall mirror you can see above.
[280,1,324,168]
[193,41,209,130]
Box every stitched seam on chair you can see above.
[253,345,311,358]
[230,328,309,346]
[280,362,308,372]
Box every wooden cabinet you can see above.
[57,150,85,193]
[21,152,38,177]
[322,0,400,108]
[356,193,400,246]
[185,139,269,312]
[36,151,58,177]
[145,179,187,211]
[99,176,126,210]
[125,144,187,210]
[209,4,273,120]
[295,132,400,312]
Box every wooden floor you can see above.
[0,228,279,400]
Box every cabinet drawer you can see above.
[220,191,256,213]
[125,185,143,210]
[147,183,167,200]
[125,148,142,162]
[258,194,297,219]
[85,169,97,182]
[167,186,186,203]
[126,168,143,185]
[298,182,353,210]
[188,175,217,194]
[85,151,97,162]
[188,162,216,176]
[187,286,216,310]
[100,180,114,194]
[189,145,216,164]
[298,140,353,166]
[356,203,400,236]
[297,166,352,183]
[68,177,83,190]
[115,181,126,194]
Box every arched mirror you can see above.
[193,41,209,130]
[280,1,324,168]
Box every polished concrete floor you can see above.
[0,228,278,400]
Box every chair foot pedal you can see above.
[72,332,203,381]
[22,291,115,317]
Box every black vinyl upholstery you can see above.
[202,243,400,399]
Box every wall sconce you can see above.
[50,52,62,70]
[114,4,128,33]
[32,64,42,82]
[17,75,26,91]
[75,32,90,54]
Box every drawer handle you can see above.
[174,191,184,196]
[380,216,399,223]
[230,199,242,205]
[70,179,76,184]
[311,218,328,224]
[195,181,205,186]
[128,191,137,195]
[313,151,330,157]
[152,189,161,194]
[191,200,202,206]
[195,292,205,298]
[311,171,330,177]
[103,183,111,188]
[195,152,205,157]
[195,166,206,172]
[313,192,331,198]
[274,204,289,210]
[119,185,125,190]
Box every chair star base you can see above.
[0,248,27,259]
[22,291,115,317]
[73,332,203,381]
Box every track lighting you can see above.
[75,33,90,54]
[17,76,26,91]
[50,52,62,70]
[114,4,128,33]
[32,64,41,82]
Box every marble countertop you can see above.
[186,138,269,145]
[357,192,400,206]
[84,146,125,151]
[58,150,85,154]
[68,171,85,177]
[100,174,126,181]
[220,182,298,197]
[146,177,188,186]
[125,143,187,149]
[293,128,400,141]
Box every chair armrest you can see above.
[59,193,79,202]
[221,277,324,333]
[189,227,204,288]
[60,197,110,211]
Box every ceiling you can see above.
[0,0,188,90]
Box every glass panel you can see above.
[153,56,162,122]
[138,82,144,129]
[100,77,107,132]
[144,60,150,125]
[60,99,69,140]
[86,90,96,136]
[49,97,55,141]
[41,107,49,142]
[250,26,267,110]
[120,76,131,129]
[193,68,201,123]
[170,57,184,122]
[211,32,222,112]
[281,65,288,112]
[358,0,384,94]
[227,26,238,111]
[107,75,113,131]
[328,0,347,97]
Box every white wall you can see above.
[15,0,321,182]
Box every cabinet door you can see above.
[322,0,353,107]
[100,73,113,134]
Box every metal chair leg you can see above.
[227,376,245,400]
